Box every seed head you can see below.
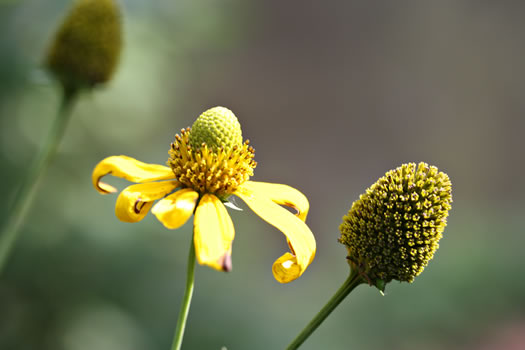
[188,106,243,153]
[339,162,452,288]
[45,0,122,92]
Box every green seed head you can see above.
[45,0,122,93]
[339,162,452,287]
[189,106,243,152]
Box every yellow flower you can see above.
[92,107,316,283]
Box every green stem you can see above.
[286,269,363,350]
[0,88,78,274]
[171,234,196,350]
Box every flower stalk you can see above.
[0,88,77,274]
[285,269,363,350]
[171,231,197,350]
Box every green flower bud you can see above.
[339,162,452,288]
[45,0,122,93]
[189,106,243,153]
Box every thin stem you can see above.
[0,88,78,274]
[171,234,196,350]
[286,269,363,350]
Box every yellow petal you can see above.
[272,253,303,284]
[194,194,235,272]
[151,189,199,229]
[93,155,175,194]
[235,185,316,283]
[115,181,179,223]
[241,181,309,221]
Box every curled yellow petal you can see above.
[93,155,175,194]
[115,181,179,223]
[152,189,199,229]
[241,181,309,221]
[272,253,303,284]
[235,185,316,283]
[194,194,235,272]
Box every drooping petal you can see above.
[235,186,316,283]
[272,253,302,283]
[93,155,175,194]
[152,189,199,229]
[115,181,179,223]
[194,194,235,272]
[241,181,309,221]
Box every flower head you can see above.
[46,0,122,92]
[168,107,254,200]
[93,106,316,283]
[339,162,452,289]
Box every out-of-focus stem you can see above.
[0,88,77,274]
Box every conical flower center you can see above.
[339,162,452,284]
[168,128,257,199]
[189,106,243,152]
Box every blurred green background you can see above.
[1,0,524,349]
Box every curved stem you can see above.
[171,234,196,350]
[286,269,363,350]
[0,88,78,274]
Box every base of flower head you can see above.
[341,239,434,285]
[168,128,257,199]
[346,256,391,292]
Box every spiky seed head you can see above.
[45,0,122,93]
[339,162,452,289]
[188,106,243,153]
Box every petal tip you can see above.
[96,181,117,194]
[272,254,303,284]
[220,253,232,272]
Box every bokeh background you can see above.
[1,0,524,349]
